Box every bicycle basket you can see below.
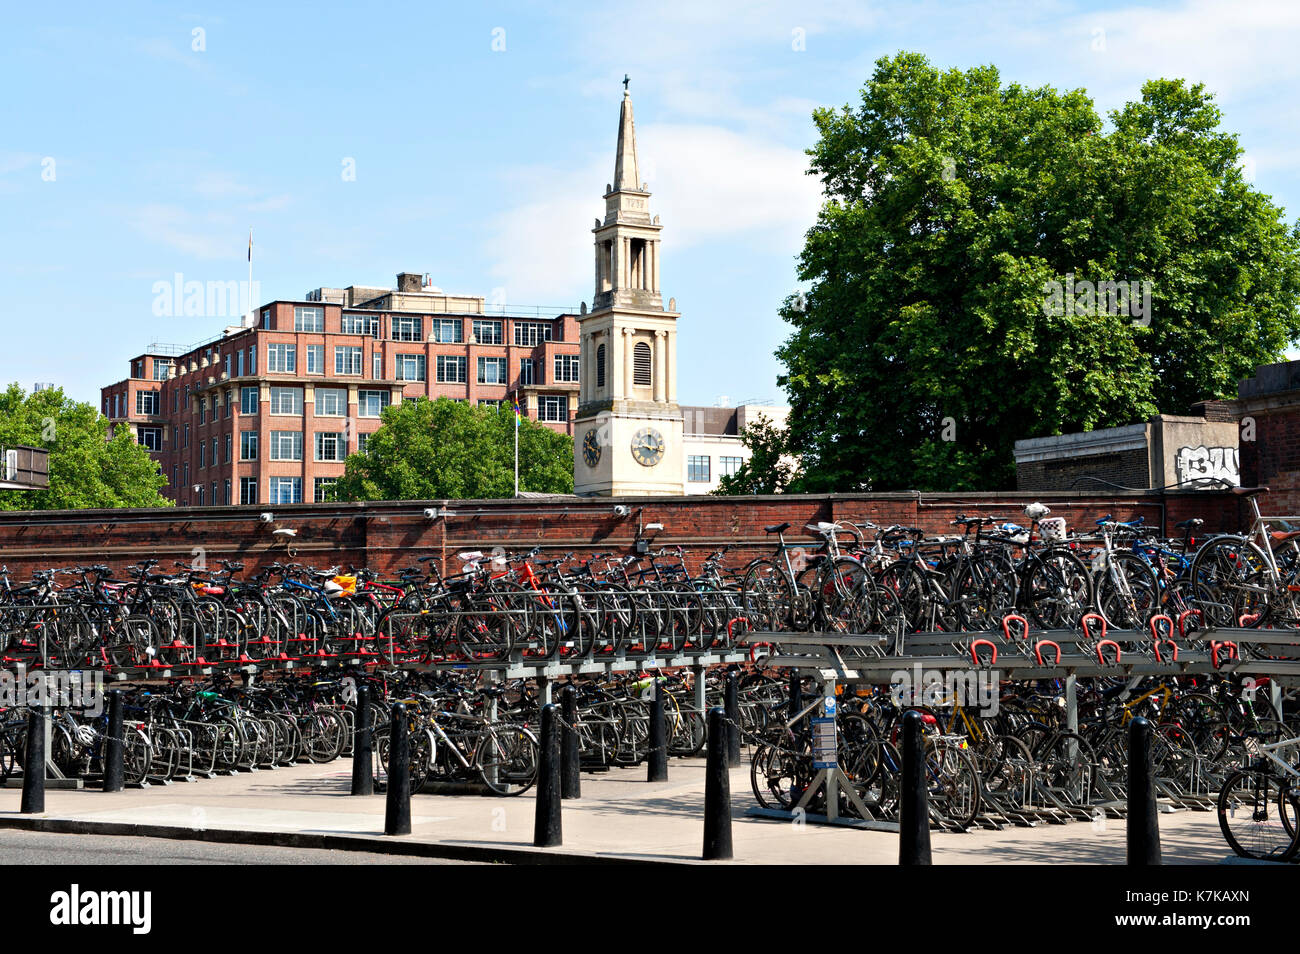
[1039,517,1067,542]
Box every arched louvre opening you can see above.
[633,342,652,387]
[596,343,607,389]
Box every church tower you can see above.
[573,84,684,496]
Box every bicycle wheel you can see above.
[741,560,794,633]
[1021,549,1091,628]
[1217,769,1300,861]
[1189,536,1271,627]
[952,552,1018,632]
[818,558,875,638]
[925,740,982,829]
[1093,552,1160,629]
[475,725,539,796]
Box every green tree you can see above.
[0,384,172,510]
[779,53,1300,491]
[713,417,800,495]
[332,397,574,501]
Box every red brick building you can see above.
[100,274,580,506]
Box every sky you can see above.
[4,0,1300,408]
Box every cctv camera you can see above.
[259,512,275,524]
[613,505,630,517]
[423,508,439,519]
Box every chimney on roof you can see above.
[397,272,423,292]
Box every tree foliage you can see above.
[778,52,1300,491]
[0,384,172,510]
[331,397,574,501]
[713,416,799,495]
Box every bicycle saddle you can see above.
[764,522,791,534]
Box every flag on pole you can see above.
[513,402,522,427]
[248,228,253,262]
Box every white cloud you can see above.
[126,203,239,260]
[485,121,820,304]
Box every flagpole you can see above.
[247,227,253,325]
[514,403,520,497]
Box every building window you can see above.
[688,455,711,482]
[198,398,207,425]
[268,343,296,373]
[240,477,258,505]
[342,313,379,337]
[596,344,606,389]
[554,354,579,383]
[196,486,204,506]
[137,426,162,451]
[294,305,324,332]
[305,345,324,374]
[211,481,218,505]
[236,349,244,377]
[395,354,426,381]
[240,430,258,460]
[315,431,345,462]
[269,477,302,504]
[199,443,206,468]
[478,357,507,385]
[224,391,232,417]
[261,308,272,328]
[224,478,231,505]
[316,387,346,416]
[248,346,257,375]
[357,433,370,455]
[224,433,231,462]
[472,319,502,345]
[634,342,652,387]
[269,387,303,415]
[514,321,552,347]
[537,395,569,422]
[358,390,390,418]
[136,390,159,416]
[184,424,190,447]
[519,358,536,386]
[240,386,259,414]
[211,437,218,463]
[269,431,303,461]
[153,359,173,381]
[223,353,231,377]
[392,316,423,342]
[334,345,363,375]
[431,318,461,343]
[314,478,338,502]
[479,399,502,409]
[720,456,744,477]
[436,355,466,383]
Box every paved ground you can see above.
[0,828,472,864]
[0,757,1233,864]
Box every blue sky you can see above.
[4,0,1298,407]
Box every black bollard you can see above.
[351,684,374,796]
[534,703,562,847]
[703,707,733,860]
[560,684,581,799]
[1127,716,1162,865]
[899,710,932,865]
[647,676,668,782]
[724,670,741,766]
[789,671,803,726]
[20,708,45,814]
[103,689,124,793]
[383,702,411,836]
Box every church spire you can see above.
[612,86,640,193]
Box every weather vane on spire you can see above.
[623,74,630,91]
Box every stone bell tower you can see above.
[573,83,683,496]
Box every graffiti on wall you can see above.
[1175,445,1239,488]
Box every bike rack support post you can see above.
[537,675,552,706]
[703,706,733,860]
[103,689,125,793]
[534,703,562,847]
[1126,716,1161,865]
[383,702,411,836]
[20,707,45,814]
[560,683,581,799]
[647,676,668,782]
[899,709,931,865]
[788,670,803,728]
[351,684,373,796]
[724,670,741,766]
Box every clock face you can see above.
[631,427,665,467]
[582,429,602,468]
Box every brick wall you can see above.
[1016,447,1150,492]
[0,490,1242,582]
